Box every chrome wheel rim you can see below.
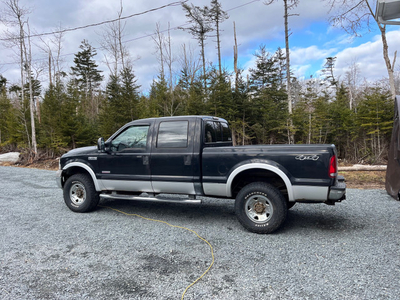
[245,194,273,223]
[70,181,86,206]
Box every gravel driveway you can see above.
[1,166,399,299]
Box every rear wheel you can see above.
[63,174,99,212]
[235,182,287,234]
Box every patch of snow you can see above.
[0,152,20,164]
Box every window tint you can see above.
[111,125,149,152]
[204,121,232,143]
[205,121,217,143]
[157,121,188,148]
[221,122,232,141]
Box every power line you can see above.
[0,0,262,68]
[0,1,187,42]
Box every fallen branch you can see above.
[338,164,387,171]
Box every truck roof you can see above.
[125,115,228,125]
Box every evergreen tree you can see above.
[356,88,393,163]
[0,75,12,145]
[231,70,251,145]
[321,57,338,88]
[39,83,67,155]
[71,40,103,94]
[99,74,120,137]
[120,66,140,121]
[181,3,213,90]
[249,45,280,90]
[207,68,234,119]
[7,84,32,147]
[328,84,352,158]
[70,40,104,119]
[248,46,288,144]
[60,80,97,148]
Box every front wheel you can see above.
[235,182,287,234]
[63,174,99,212]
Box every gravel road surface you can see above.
[1,166,399,299]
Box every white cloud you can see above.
[0,0,398,92]
[334,29,400,81]
[291,45,336,64]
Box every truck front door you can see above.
[97,124,153,192]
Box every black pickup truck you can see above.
[56,116,346,233]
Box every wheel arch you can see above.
[61,162,101,192]
[227,163,294,201]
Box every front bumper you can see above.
[328,175,346,202]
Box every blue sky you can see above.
[0,0,399,92]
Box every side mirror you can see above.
[97,137,105,152]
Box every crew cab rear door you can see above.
[150,118,196,194]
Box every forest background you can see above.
[0,0,399,165]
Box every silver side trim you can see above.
[63,162,103,191]
[203,182,227,197]
[152,182,195,194]
[292,185,329,201]
[98,179,153,193]
[100,193,201,204]
[226,163,294,200]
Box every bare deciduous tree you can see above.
[38,27,65,86]
[326,0,397,100]
[178,43,202,87]
[99,1,130,77]
[344,60,361,110]
[264,0,299,144]
[152,22,166,81]
[2,0,37,159]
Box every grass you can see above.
[340,171,386,189]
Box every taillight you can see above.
[329,155,337,178]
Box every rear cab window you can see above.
[204,120,232,145]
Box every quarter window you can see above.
[204,121,232,143]
[157,121,189,148]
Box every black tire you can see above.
[235,182,287,234]
[63,174,100,212]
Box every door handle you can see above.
[184,155,192,166]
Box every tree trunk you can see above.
[216,18,222,75]
[201,37,207,91]
[284,0,294,144]
[233,21,239,88]
[378,24,397,100]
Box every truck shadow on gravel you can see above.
[97,198,237,226]
[97,199,359,234]
[281,207,362,234]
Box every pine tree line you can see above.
[0,40,395,164]
[0,0,397,164]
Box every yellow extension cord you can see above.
[99,205,215,300]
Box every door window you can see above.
[111,125,149,152]
[157,121,189,148]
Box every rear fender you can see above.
[226,162,294,201]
